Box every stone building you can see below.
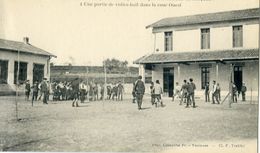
[135,8,259,100]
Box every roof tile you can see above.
[134,49,259,64]
[147,8,260,28]
[0,39,55,57]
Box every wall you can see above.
[153,22,259,53]
[173,29,200,52]
[211,27,232,50]
[0,50,50,87]
[244,24,259,48]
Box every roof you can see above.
[0,39,56,57]
[134,48,259,64]
[147,8,260,28]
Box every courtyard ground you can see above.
[0,94,258,152]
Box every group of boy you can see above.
[204,80,247,104]
[174,78,196,108]
[25,78,50,104]
[149,80,165,108]
[106,81,124,101]
[205,80,221,104]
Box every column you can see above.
[177,64,180,83]
[7,59,14,85]
[138,64,145,82]
[46,57,51,81]
[229,63,233,107]
[151,68,155,83]
[216,63,219,82]
[27,62,33,85]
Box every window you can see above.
[0,60,8,84]
[164,32,172,51]
[14,61,27,84]
[201,67,210,89]
[201,28,210,49]
[233,25,243,47]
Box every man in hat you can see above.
[232,82,238,103]
[40,78,48,104]
[134,76,145,110]
[180,80,188,105]
[72,78,80,107]
[25,80,31,101]
[117,81,124,101]
[205,82,210,102]
[212,80,219,104]
[241,82,247,101]
[31,81,39,103]
[186,78,196,108]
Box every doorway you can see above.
[33,64,44,83]
[163,68,174,97]
[234,66,243,93]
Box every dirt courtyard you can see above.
[0,95,258,152]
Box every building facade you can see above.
[135,8,259,100]
[0,37,55,93]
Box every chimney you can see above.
[23,37,29,44]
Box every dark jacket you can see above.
[134,80,145,94]
[40,81,48,92]
[188,82,196,94]
[25,83,31,92]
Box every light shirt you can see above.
[154,83,163,94]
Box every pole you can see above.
[103,59,106,109]
[229,64,233,108]
[250,87,252,104]
[15,50,20,120]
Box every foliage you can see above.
[103,58,128,74]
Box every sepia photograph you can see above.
[0,0,259,152]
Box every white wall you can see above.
[0,50,50,86]
[244,24,259,48]
[153,23,259,53]
[211,27,232,50]
[154,32,164,53]
[173,29,200,52]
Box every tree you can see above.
[103,58,128,73]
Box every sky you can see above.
[0,0,259,66]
